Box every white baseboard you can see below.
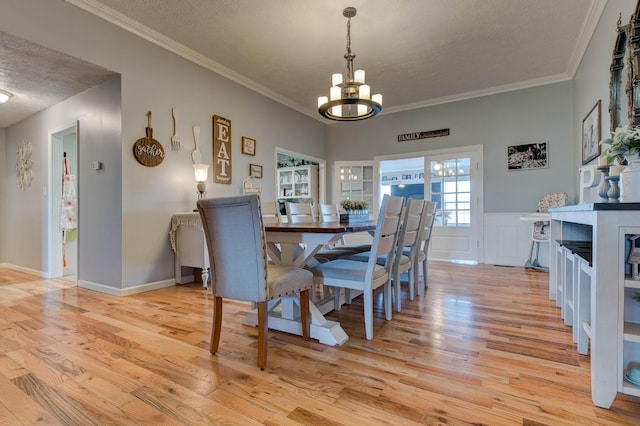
[78,278,176,297]
[0,263,50,278]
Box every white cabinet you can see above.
[277,165,318,203]
[549,204,640,408]
[621,228,640,398]
[335,161,377,218]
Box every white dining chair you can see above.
[261,200,283,224]
[319,203,341,223]
[413,201,437,295]
[285,201,316,224]
[197,194,313,369]
[348,199,424,312]
[309,195,404,340]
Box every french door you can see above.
[427,148,483,263]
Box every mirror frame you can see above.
[609,18,632,131]
[631,2,640,126]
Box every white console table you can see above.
[169,212,209,288]
[549,203,640,408]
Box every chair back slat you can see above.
[286,201,316,223]
[261,200,282,224]
[197,195,267,302]
[370,195,404,266]
[319,203,340,223]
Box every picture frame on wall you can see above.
[241,136,256,156]
[507,142,548,171]
[249,163,263,178]
[582,100,601,165]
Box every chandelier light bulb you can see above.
[359,84,370,100]
[354,70,365,84]
[332,73,343,86]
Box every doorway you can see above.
[49,122,78,280]
[377,145,484,263]
[275,148,326,211]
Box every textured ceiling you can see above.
[0,31,117,128]
[0,0,604,128]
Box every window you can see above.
[430,157,471,227]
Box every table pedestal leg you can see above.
[242,295,348,346]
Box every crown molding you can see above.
[66,0,604,125]
[64,0,319,121]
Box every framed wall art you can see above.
[507,142,548,171]
[582,100,601,164]
[241,136,256,156]
[249,163,263,178]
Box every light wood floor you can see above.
[1,263,639,425]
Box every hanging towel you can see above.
[60,157,77,232]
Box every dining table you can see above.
[241,220,377,345]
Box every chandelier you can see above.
[317,7,382,121]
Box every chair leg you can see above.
[210,296,223,354]
[257,301,268,369]
[300,289,310,341]
[422,258,428,290]
[408,266,415,301]
[383,282,392,321]
[394,269,402,313]
[364,290,374,340]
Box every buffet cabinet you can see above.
[549,203,640,408]
[277,165,318,203]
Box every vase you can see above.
[620,160,640,202]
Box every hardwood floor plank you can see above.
[0,264,638,425]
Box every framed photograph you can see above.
[241,136,256,156]
[249,163,263,178]
[507,142,548,171]
[582,100,601,164]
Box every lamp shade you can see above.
[193,163,209,182]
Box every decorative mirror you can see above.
[630,2,640,126]
[608,17,632,132]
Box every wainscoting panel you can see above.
[484,213,548,267]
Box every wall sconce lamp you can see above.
[193,163,209,199]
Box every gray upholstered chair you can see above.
[197,194,313,369]
[285,201,316,223]
[309,195,404,340]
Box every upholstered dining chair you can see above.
[412,201,437,296]
[309,195,404,340]
[526,191,568,271]
[285,201,316,224]
[197,194,313,369]
[261,200,283,225]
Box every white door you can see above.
[427,149,483,263]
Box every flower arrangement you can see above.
[340,199,368,212]
[600,125,640,165]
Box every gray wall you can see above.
[327,82,574,213]
[0,128,5,263]
[572,0,636,189]
[3,77,123,287]
[1,0,326,290]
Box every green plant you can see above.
[340,199,368,211]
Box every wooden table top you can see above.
[264,220,377,233]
